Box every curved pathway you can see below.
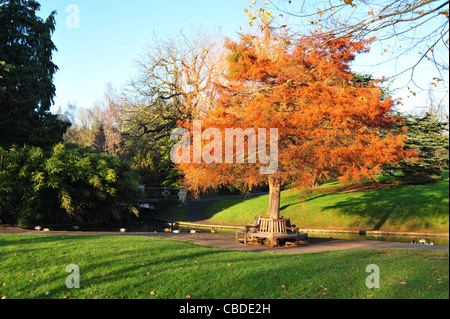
[134,232,449,254]
[1,227,448,254]
[179,194,449,253]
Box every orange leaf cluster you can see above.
[177,32,413,193]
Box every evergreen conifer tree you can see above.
[0,0,69,148]
[386,113,449,183]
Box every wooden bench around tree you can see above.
[236,217,308,247]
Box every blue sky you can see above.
[38,0,249,112]
[36,0,448,115]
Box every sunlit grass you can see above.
[0,234,448,299]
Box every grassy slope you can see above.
[204,172,449,233]
[0,234,448,299]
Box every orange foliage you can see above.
[177,32,414,194]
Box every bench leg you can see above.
[270,236,275,247]
[236,232,244,244]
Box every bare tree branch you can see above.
[251,0,449,91]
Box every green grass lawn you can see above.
[203,172,449,233]
[0,234,448,299]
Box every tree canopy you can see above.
[175,31,414,218]
[385,112,449,183]
[0,0,69,148]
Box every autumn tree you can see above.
[175,31,413,219]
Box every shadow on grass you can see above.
[321,179,449,230]
[1,233,448,299]
[186,172,449,232]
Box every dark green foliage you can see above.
[0,144,140,228]
[121,131,182,188]
[351,72,391,101]
[351,73,374,87]
[0,0,70,148]
[385,113,449,183]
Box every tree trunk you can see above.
[267,176,281,219]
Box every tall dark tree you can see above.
[0,0,69,148]
[92,123,107,154]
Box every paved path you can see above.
[1,227,448,254]
[136,232,449,254]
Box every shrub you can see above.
[0,143,140,228]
